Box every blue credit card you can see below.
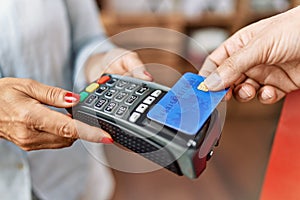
[147,72,228,135]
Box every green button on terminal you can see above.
[80,92,89,102]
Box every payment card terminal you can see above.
[69,72,228,179]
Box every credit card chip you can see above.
[197,82,208,92]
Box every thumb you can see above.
[121,51,153,81]
[131,66,153,82]
[24,80,80,108]
[204,40,263,91]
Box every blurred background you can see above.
[93,0,299,199]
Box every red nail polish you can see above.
[144,71,153,79]
[64,92,80,103]
[100,137,114,144]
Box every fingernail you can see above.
[203,72,223,90]
[144,71,153,80]
[100,137,114,144]
[64,92,80,103]
[261,89,273,100]
[238,86,252,99]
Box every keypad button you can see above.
[95,86,108,95]
[97,75,110,84]
[94,98,107,110]
[104,102,118,113]
[136,103,148,113]
[80,92,89,102]
[106,78,117,86]
[143,96,156,105]
[135,85,149,95]
[129,112,141,123]
[125,95,138,105]
[85,83,99,93]
[125,83,138,92]
[151,90,162,97]
[114,92,128,102]
[116,80,128,89]
[104,89,117,99]
[115,105,128,117]
[85,94,98,105]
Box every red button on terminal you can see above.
[97,75,110,84]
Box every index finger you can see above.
[30,105,112,143]
[206,18,271,69]
[198,58,218,77]
[121,52,152,81]
[199,33,244,78]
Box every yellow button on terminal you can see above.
[85,83,99,93]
